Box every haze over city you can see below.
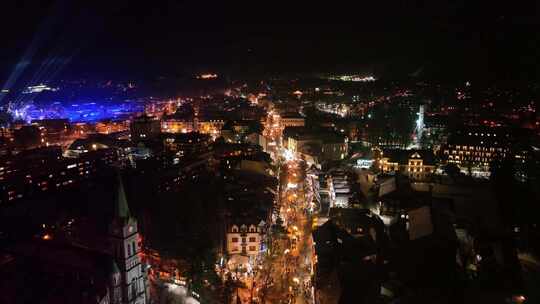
[0,2,538,304]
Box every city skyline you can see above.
[0,2,538,304]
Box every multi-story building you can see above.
[377,149,437,181]
[13,125,41,150]
[196,118,225,136]
[284,127,348,162]
[0,146,120,204]
[130,115,161,143]
[95,120,130,134]
[31,119,70,144]
[441,127,532,176]
[161,132,211,157]
[161,117,224,137]
[161,118,195,134]
[226,221,264,257]
[280,113,305,128]
[321,136,349,161]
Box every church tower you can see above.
[109,174,148,304]
[109,259,122,304]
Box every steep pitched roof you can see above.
[109,259,120,274]
[115,173,131,219]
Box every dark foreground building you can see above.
[0,175,150,304]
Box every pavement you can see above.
[238,119,316,304]
[163,283,200,304]
[232,155,316,304]
[270,157,315,304]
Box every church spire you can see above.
[115,172,131,219]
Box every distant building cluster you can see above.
[0,72,539,304]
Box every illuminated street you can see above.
[245,113,316,304]
[277,157,315,304]
[0,7,539,304]
[162,283,200,304]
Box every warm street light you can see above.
[512,295,526,303]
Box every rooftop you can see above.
[284,126,346,143]
[382,149,436,166]
[161,132,211,143]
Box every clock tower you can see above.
[109,174,148,304]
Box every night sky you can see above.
[1,1,538,81]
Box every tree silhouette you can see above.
[443,163,460,180]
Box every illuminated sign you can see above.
[356,159,373,168]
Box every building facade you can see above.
[0,147,120,204]
[162,132,211,157]
[108,176,149,304]
[226,222,264,256]
[161,118,194,134]
[280,113,305,128]
[321,141,349,161]
[161,117,224,136]
[440,127,526,176]
[130,115,161,142]
[285,127,348,162]
[378,149,436,181]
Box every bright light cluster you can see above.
[22,84,58,94]
[328,75,376,82]
[197,73,218,79]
